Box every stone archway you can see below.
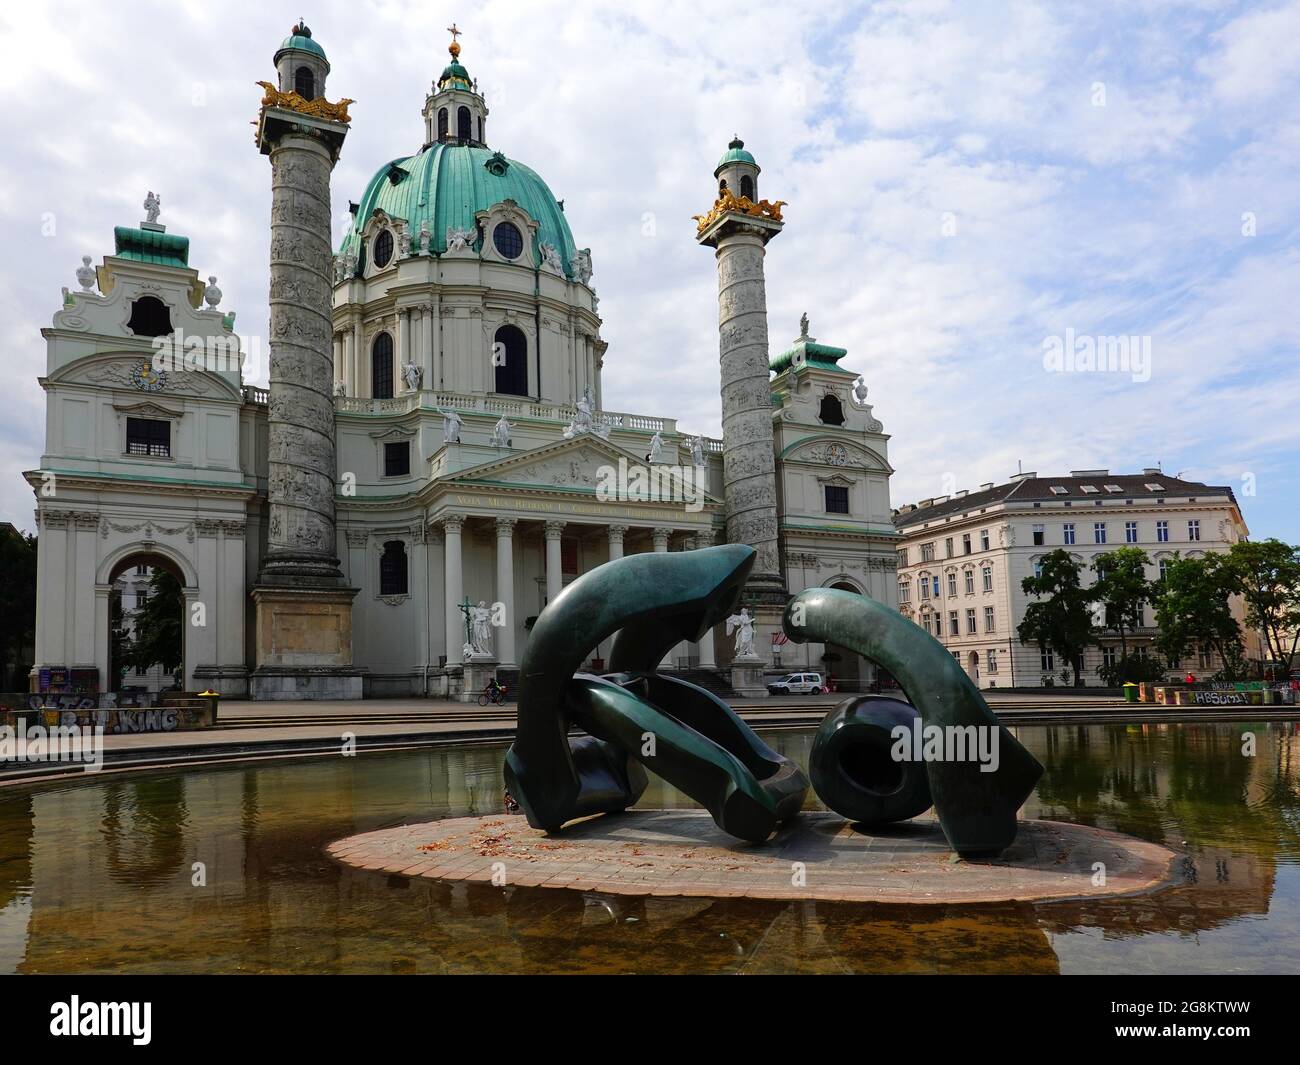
[822,579,871,692]
[96,544,198,695]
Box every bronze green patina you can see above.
[809,696,932,826]
[504,545,808,842]
[785,588,1043,857]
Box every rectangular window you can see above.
[1032,523,1045,546]
[1125,521,1138,543]
[947,572,957,598]
[1188,519,1200,541]
[948,611,959,636]
[1199,644,1212,669]
[1063,522,1075,545]
[1156,520,1169,542]
[964,570,975,595]
[921,542,935,562]
[1158,559,1169,581]
[920,579,930,601]
[982,566,993,592]
[933,615,943,637]
[980,529,990,551]
[933,576,941,599]
[1102,645,1116,669]
[898,548,909,568]
[1094,522,1107,544]
[962,533,972,554]
[1041,650,1054,673]
[824,485,849,513]
[384,441,411,477]
[965,608,977,634]
[945,537,954,558]
[986,650,998,674]
[984,606,995,632]
[125,417,170,457]
[898,581,911,603]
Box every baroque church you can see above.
[27,24,899,700]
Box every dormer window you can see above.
[1104,484,1123,493]
[1049,485,1068,495]
[493,222,524,260]
[1144,482,1165,491]
[372,230,394,269]
[126,296,173,338]
[294,66,315,100]
[1081,484,1099,493]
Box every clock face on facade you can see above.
[130,362,167,392]
[825,443,849,466]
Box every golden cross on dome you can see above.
[447,22,461,42]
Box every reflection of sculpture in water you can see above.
[726,607,756,658]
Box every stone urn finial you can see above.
[204,276,223,308]
[75,255,96,291]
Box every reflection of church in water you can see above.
[27,24,898,700]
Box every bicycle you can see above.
[477,684,508,707]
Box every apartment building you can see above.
[892,468,1252,688]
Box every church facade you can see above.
[26,25,898,700]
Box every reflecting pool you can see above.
[1,721,1298,973]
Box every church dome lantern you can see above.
[423,25,489,147]
[714,136,760,201]
[274,20,330,101]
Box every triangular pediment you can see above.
[443,434,722,505]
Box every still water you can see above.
[1,721,1298,974]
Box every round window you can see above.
[372,229,394,269]
[493,221,524,260]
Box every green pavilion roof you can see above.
[112,226,189,268]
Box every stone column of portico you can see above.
[250,39,362,699]
[443,514,465,666]
[421,305,434,391]
[495,518,517,666]
[544,521,565,605]
[652,527,672,554]
[607,524,627,562]
[352,318,364,397]
[696,166,785,607]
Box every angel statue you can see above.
[446,225,476,253]
[647,430,665,464]
[726,608,757,659]
[489,415,512,447]
[402,361,423,393]
[470,601,494,656]
[689,435,705,467]
[437,407,462,443]
[143,191,161,225]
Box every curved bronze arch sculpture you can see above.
[784,588,1043,857]
[504,545,808,843]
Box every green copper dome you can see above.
[438,59,473,91]
[339,143,579,277]
[714,136,758,176]
[276,22,326,60]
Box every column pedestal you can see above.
[250,587,365,700]
[730,655,768,699]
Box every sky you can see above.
[1,0,1297,539]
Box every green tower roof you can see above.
[276,22,326,61]
[339,142,579,277]
[714,136,759,176]
[113,226,189,268]
[770,335,852,376]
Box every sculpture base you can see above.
[730,660,768,698]
[251,585,364,700]
[461,658,501,703]
[328,810,1178,904]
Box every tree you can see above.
[0,526,37,690]
[1092,546,1152,663]
[1018,549,1095,686]
[1221,539,1300,678]
[123,568,184,678]
[1151,553,1247,681]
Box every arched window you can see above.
[371,332,394,399]
[457,106,471,141]
[492,221,524,259]
[294,66,315,100]
[740,174,755,200]
[126,296,173,338]
[437,107,448,140]
[818,393,845,425]
[719,179,728,194]
[380,541,408,596]
[493,324,528,396]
